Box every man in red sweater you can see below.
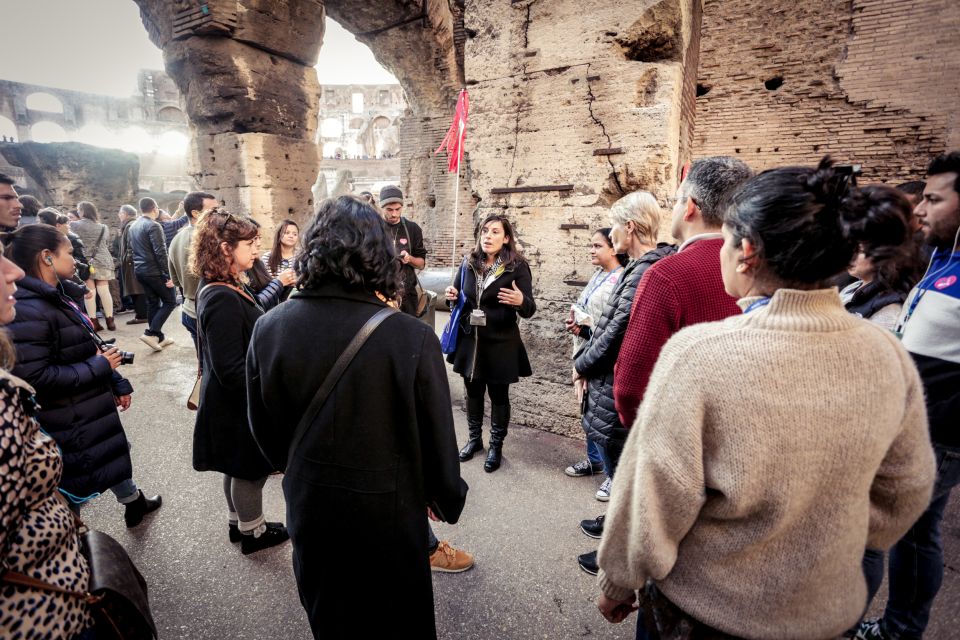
[614,157,753,429]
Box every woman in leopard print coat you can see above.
[0,247,94,639]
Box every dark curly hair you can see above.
[188,208,259,284]
[296,195,400,298]
[469,213,527,271]
[725,157,874,286]
[856,185,924,295]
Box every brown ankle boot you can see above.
[105,317,116,331]
[91,318,104,332]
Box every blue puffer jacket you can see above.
[8,276,133,498]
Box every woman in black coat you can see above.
[247,196,467,639]
[190,209,287,555]
[443,213,536,472]
[3,224,161,526]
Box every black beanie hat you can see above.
[379,185,403,207]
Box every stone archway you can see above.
[132,0,702,435]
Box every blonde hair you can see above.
[608,191,660,245]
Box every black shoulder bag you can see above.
[285,306,397,468]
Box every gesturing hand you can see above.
[497,281,524,307]
[444,286,459,302]
[115,395,132,412]
[277,268,297,287]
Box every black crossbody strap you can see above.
[286,306,397,466]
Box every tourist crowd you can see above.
[0,148,957,640]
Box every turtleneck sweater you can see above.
[597,288,936,640]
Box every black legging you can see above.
[463,379,510,405]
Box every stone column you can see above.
[464,0,702,435]
[134,0,325,237]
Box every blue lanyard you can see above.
[743,297,771,314]
[581,267,622,306]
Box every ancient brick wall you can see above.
[694,0,960,181]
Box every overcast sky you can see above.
[0,0,397,97]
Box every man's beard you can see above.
[926,210,960,251]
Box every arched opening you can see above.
[0,115,17,141]
[319,117,343,139]
[25,92,65,113]
[30,121,68,143]
[157,105,187,123]
[371,116,391,130]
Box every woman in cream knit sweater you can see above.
[597,159,936,640]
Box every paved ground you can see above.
[80,309,960,639]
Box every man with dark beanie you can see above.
[379,185,427,315]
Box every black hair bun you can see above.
[805,156,868,241]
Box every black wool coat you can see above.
[8,276,133,498]
[446,258,537,384]
[574,244,676,448]
[194,280,272,480]
[247,282,468,640]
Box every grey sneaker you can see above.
[139,334,163,352]
[565,459,604,477]
[595,477,611,502]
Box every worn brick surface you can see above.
[694,0,960,181]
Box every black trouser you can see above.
[135,274,176,340]
[464,379,509,404]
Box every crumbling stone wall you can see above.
[0,141,139,224]
[465,0,701,434]
[694,0,960,181]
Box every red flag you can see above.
[435,89,469,173]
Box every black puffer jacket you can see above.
[8,276,133,498]
[574,243,676,447]
[128,215,170,279]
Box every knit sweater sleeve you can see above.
[866,339,937,550]
[598,329,708,601]
[613,267,681,428]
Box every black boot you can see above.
[459,397,485,462]
[124,491,162,528]
[484,404,510,473]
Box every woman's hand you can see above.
[497,281,523,307]
[565,309,577,334]
[598,593,638,624]
[101,346,122,370]
[444,286,459,302]
[277,268,297,287]
[115,395,132,412]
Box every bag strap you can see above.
[197,281,256,306]
[285,306,397,466]
[0,568,102,604]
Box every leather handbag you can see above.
[1,507,157,639]
[187,282,257,411]
[440,261,466,355]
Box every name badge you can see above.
[469,309,487,326]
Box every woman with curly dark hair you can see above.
[189,208,288,555]
[839,185,924,330]
[247,195,468,638]
[443,213,536,472]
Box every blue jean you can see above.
[182,311,198,354]
[136,274,176,340]
[587,438,603,465]
[428,523,439,554]
[598,438,625,480]
[110,478,139,503]
[862,444,960,639]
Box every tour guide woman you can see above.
[596,159,937,639]
[444,213,536,472]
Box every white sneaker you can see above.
[595,477,611,502]
[139,334,163,352]
[159,337,175,348]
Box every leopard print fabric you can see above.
[0,370,93,640]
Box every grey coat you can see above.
[574,243,675,448]
[70,218,115,277]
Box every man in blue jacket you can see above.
[130,197,176,351]
[858,151,960,640]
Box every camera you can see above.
[93,335,135,366]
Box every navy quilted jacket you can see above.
[8,276,133,498]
